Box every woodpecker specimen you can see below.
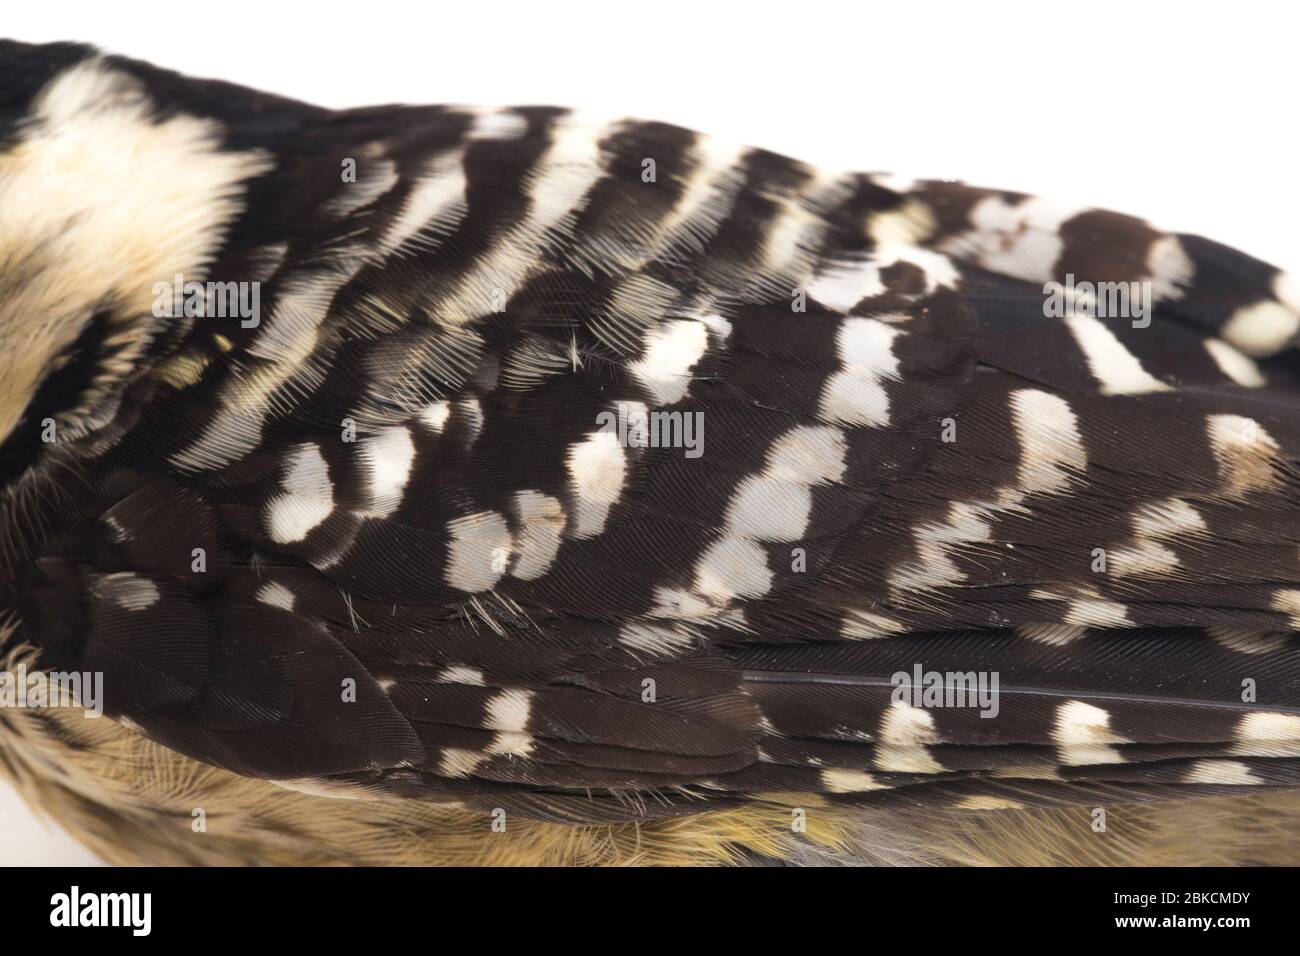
[2,40,1300,867]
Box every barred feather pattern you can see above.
[2,42,1300,861]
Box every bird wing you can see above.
[12,53,1300,823]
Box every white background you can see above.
[3,0,1297,864]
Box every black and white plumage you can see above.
[2,40,1300,864]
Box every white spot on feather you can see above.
[265,443,335,544]
[98,573,160,612]
[508,490,565,580]
[438,749,485,778]
[1053,700,1128,765]
[874,702,944,773]
[1009,390,1087,495]
[438,665,486,686]
[1206,414,1281,496]
[692,536,773,604]
[725,474,812,542]
[1062,312,1170,394]
[256,582,296,612]
[444,510,512,592]
[820,768,887,793]
[566,429,628,538]
[358,426,416,519]
[1234,711,1300,743]
[485,689,533,733]
[381,149,468,255]
[628,319,709,405]
[1204,338,1266,387]
[1222,300,1300,357]
[1183,760,1263,786]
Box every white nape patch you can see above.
[725,474,812,542]
[692,535,774,604]
[820,768,886,793]
[1009,389,1087,495]
[1222,300,1300,357]
[97,572,160,612]
[1062,313,1170,394]
[484,689,533,733]
[1052,700,1128,765]
[418,401,452,432]
[1271,590,1300,629]
[380,148,468,255]
[326,156,399,218]
[1145,235,1195,301]
[358,426,416,518]
[1019,623,1088,646]
[1204,338,1266,387]
[265,443,335,544]
[874,702,943,773]
[1207,627,1291,655]
[438,665,486,686]
[1205,414,1281,496]
[0,59,271,445]
[256,581,296,612]
[957,796,1026,811]
[1183,759,1263,786]
[950,195,1083,282]
[508,490,566,580]
[629,319,709,405]
[566,429,628,539]
[765,426,848,485]
[444,510,512,593]
[819,317,903,428]
[619,621,695,657]
[438,749,486,778]
[467,108,528,140]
